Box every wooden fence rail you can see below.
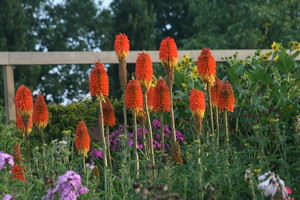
[1,50,299,122]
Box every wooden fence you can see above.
[1,50,299,122]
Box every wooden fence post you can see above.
[3,65,16,122]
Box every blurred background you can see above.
[0,0,300,105]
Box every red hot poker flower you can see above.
[153,79,171,112]
[16,113,32,135]
[89,62,109,99]
[197,48,217,87]
[102,97,116,127]
[125,80,144,113]
[75,121,91,157]
[159,37,178,68]
[136,52,153,90]
[210,77,223,107]
[12,164,26,182]
[218,81,235,112]
[114,33,130,60]
[15,85,33,119]
[32,95,49,129]
[189,88,206,119]
[147,86,155,111]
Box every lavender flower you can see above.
[0,152,14,169]
[42,170,89,200]
[2,194,13,200]
[90,149,104,160]
[152,120,161,128]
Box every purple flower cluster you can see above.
[0,152,14,169]
[2,194,13,200]
[90,149,104,160]
[42,171,89,200]
[109,120,185,152]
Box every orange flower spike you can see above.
[11,164,26,182]
[136,52,153,89]
[147,86,155,111]
[125,80,144,113]
[159,37,178,68]
[32,95,49,129]
[15,85,33,119]
[102,97,116,127]
[189,88,206,119]
[218,81,235,112]
[210,78,223,107]
[197,48,217,87]
[153,79,171,112]
[89,62,109,98]
[75,121,91,157]
[16,114,32,135]
[114,33,130,60]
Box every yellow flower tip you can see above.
[202,74,215,87]
[81,149,89,157]
[192,110,205,119]
[271,42,280,51]
[274,55,279,62]
[161,58,178,69]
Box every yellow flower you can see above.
[271,42,280,51]
[62,130,72,135]
[254,168,262,174]
[289,41,300,50]
[175,63,183,72]
[274,55,279,62]
[151,76,157,87]
[191,65,198,79]
[260,51,272,61]
[181,83,188,91]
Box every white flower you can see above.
[59,140,67,145]
[86,163,95,169]
[258,171,271,181]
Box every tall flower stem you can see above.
[224,110,229,144]
[24,118,30,163]
[169,88,177,144]
[122,93,128,138]
[160,113,165,154]
[141,123,148,159]
[207,88,215,136]
[133,111,140,178]
[98,98,108,168]
[41,128,46,167]
[144,94,155,167]
[215,107,220,146]
[105,126,113,170]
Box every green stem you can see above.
[169,88,177,144]
[144,94,155,167]
[122,93,128,137]
[41,128,46,170]
[133,111,140,178]
[225,110,229,144]
[160,113,165,154]
[24,118,30,163]
[99,98,108,168]
[215,106,220,146]
[208,88,215,136]
[142,123,148,159]
[105,126,113,171]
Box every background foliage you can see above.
[1,0,300,104]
